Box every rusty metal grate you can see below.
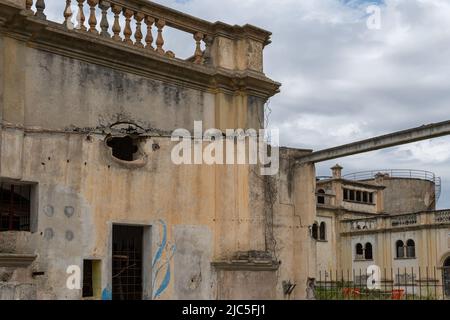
[112,225,144,300]
[0,183,31,232]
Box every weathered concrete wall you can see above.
[271,149,317,299]
[17,48,212,132]
[216,270,277,300]
[374,178,436,214]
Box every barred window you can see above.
[0,182,32,232]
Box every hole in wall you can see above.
[106,136,139,162]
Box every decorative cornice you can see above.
[0,253,37,268]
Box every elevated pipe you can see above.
[296,120,450,164]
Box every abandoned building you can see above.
[315,165,450,297]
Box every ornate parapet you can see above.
[391,214,418,228]
[435,210,450,224]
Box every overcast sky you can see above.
[45,0,450,208]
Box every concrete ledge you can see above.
[211,261,280,271]
[0,253,36,267]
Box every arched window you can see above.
[311,223,318,240]
[406,240,416,258]
[319,222,326,240]
[365,243,373,260]
[317,189,325,205]
[355,243,364,259]
[396,240,405,258]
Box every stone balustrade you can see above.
[435,210,450,224]
[391,214,418,227]
[17,0,274,72]
[350,218,377,231]
[24,0,220,66]
[342,210,450,235]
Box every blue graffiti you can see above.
[152,220,176,299]
[152,219,167,268]
[101,287,112,300]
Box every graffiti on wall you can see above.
[152,219,176,299]
[101,286,112,300]
[100,219,176,300]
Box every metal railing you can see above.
[343,169,442,203]
[315,267,449,300]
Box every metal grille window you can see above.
[0,182,31,232]
[112,225,144,300]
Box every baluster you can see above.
[87,0,98,34]
[155,19,165,55]
[134,13,144,48]
[76,0,86,31]
[112,5,122,41]
[193,32,204,64]
[26,0,34,15]
[203,35,214,66]
[145,16,155,50]
[99,1,110,38]
[35,0,46,19]
[64,0,74,29]
[123,9,133,45]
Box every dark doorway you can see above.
[112,225,144,300]
[444,257,450,297]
